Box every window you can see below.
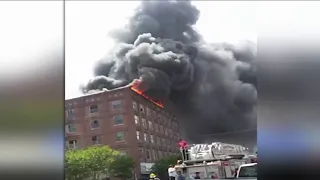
[161,138,165,147]
[134,115,139,125]
[164,118,167,125]
[140,105,145,114]
[154,124,158,133]
[111,100,122,109]
[119,150,127,156]
[144,133,147,142]
[139,149,144,154]
[142,118,146,128]
[238,164,257,178]
[136,131,140,140]
[146,149,151,159]
[114,92,123,97]
[92,136,101,145]
[152,149,156,160]
[139,148,144,161]
[159,151,162,158]
[89,105,98,113]
[66,109,74,119]
[160,125,163,134]
[68,140,77,149]
[132,101,137,110]
[67,124,76,133]
[91,120,99,129]
[157,136,161,146]
[150,135,154,144]
[148,121,153,131]
[146,107,150,116]
[156,114,161,121]
[156,151,160,160]
[116,132,125,141]
[114,115,124,125]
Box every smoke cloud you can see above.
[82,0,257,142]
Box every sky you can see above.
[65,1,258,99]
[64,1,320,99]
[0,1,319,99]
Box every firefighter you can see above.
[177,171,185,180]
[149,171,157,180]
[234,168,238,178]
[194,172,201,179]
[178,139,188,160]
[175,160,183,173]
[168,165,176,180]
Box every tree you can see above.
[151,155,180,180]
[65,146,119,180]
[65,149,90,180]
[109,155,135,180]
[84,146,119,180]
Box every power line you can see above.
[196,129,257,137]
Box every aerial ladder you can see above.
[177,142,256,179]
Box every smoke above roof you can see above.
[81,0,257,142]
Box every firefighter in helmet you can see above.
[149,171,157,180]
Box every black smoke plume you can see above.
[82,0,257,142]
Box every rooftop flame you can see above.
[130,80,164,108]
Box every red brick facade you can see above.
[65,87,180,177]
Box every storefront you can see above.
[140,163,155,175]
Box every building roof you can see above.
[65,85,130,101]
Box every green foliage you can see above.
[84,146,119,180]
[151,155,180,180]
[65,149,90,180]
[109,155,135,180]
[65,146,134,180]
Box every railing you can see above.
[182,143,250,163]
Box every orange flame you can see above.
[130,80,164,108]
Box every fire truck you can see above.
[178,142,257,179]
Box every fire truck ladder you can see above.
[180,143,245,165]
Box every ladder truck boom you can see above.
[177,142,256,179]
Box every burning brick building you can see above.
[65,82,181,177]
